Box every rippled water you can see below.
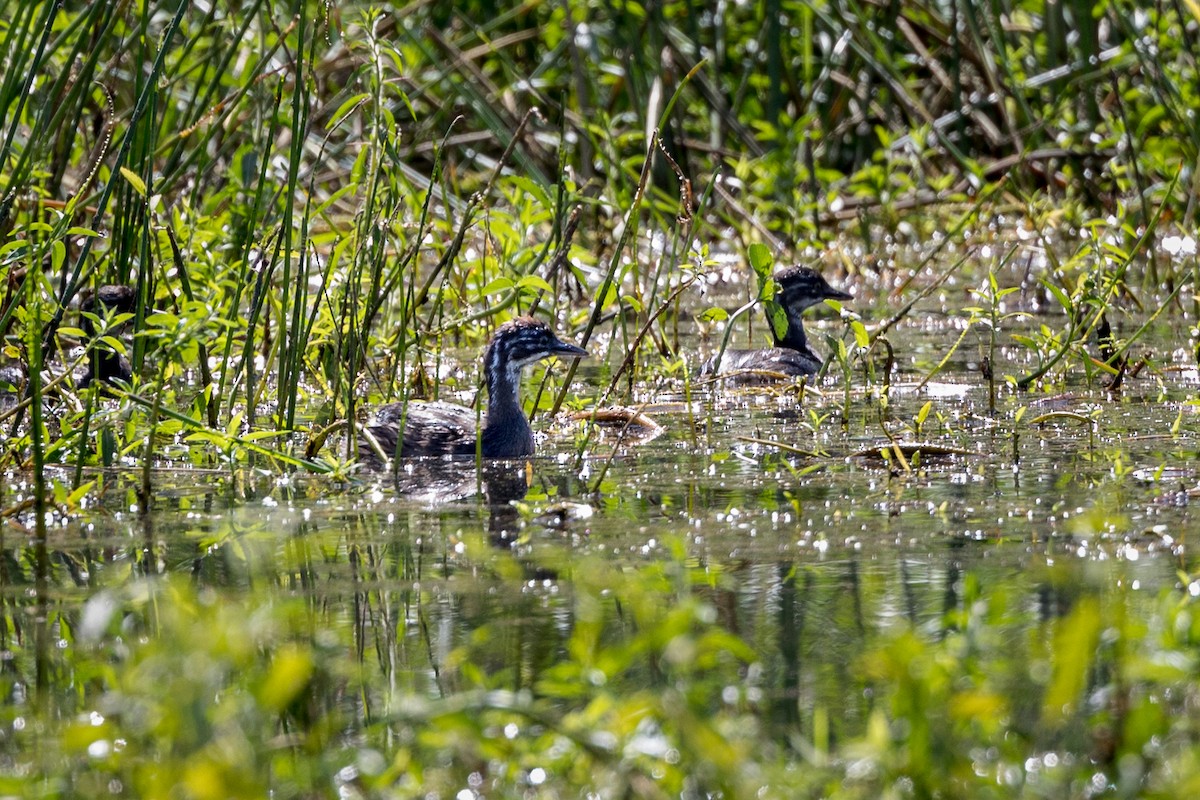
[5,298,1196,770]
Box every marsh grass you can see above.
[2,1,1197,475]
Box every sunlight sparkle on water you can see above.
[1162,234,1196,257]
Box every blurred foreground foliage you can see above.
[4,552,1200,798]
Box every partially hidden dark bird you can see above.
[79,284,137,388]
[703,266,851,378]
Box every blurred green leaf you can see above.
[259,645,314,712]
[1043,598,1102,723]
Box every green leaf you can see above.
[49,240,66,273]
[120,166,147,197]
[258,644,314,712]
[1043,598,1102,722]
[1040,278,1073,314]
[747,243,774,298]
[327,92,370,130]
[0,239,27,256]
[185,431,224,445]
[597,282,618,309]
[851,320,869,349]
[145,311,180,328]
[516,274,553,293]
[509,176,552,212]
[916,400,932,426]
[244,430,289,442]
[480,277,514,296]
[766,303,788,341]
[746,244,788,340]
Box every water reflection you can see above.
[383,457,533,545]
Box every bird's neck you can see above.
[483,360,531,435]
[774,309,809,351]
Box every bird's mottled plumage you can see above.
[703,266,851,378]
[360,317,587,464]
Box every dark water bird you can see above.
[702,266,851,378]
[359,317,587,464]
[79,284,137,388]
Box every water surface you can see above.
[3,296,1197,795]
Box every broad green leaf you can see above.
[746,244,788,340]
[145,311,180,328]
[1043,598,1102,722]
[184,431,216,444]
[49,240,66,273]
[1039,278,1073,313]
[516,274,553,293]
[509,176,552,212]
[747,243,774,296]
[258,644,314,712]
[481,277,514,296]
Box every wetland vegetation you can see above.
[3,1,1200,797]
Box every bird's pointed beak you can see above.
[551,339,589,358]
[825,286,853,301]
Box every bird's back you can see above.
[701,347,823,380]
[360,400,480,462]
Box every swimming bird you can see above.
[359,317,587,463]
[703,266,851,377]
